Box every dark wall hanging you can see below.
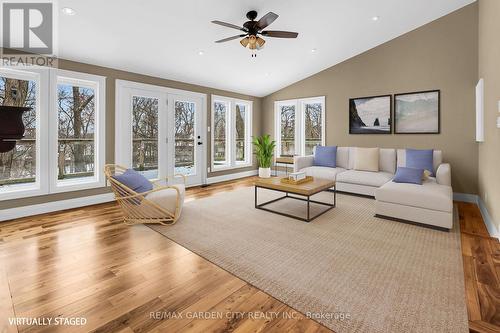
[349,95,392,134]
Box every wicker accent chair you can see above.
[104,164,186,225]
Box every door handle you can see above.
[197,142,203,145]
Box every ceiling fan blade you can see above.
[261,30,298,38]
[256,12,278,30]
[215,34,247,43]
[211,20,247,32]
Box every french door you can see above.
[115,81,206,186]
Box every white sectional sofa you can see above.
[294,147,397,196]
[375,150,452,229]
[294,147,453,230]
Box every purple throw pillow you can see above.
[393,167,424,185]
[112,168,153,193]
[406,149,434,176]
[313,146,337,168]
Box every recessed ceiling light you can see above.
[198,51,204,56]
[265,72,271,76]
[62,7,76,16]
[311,48,317,53]
[372,16,380,21]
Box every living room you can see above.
[0,0,499,332]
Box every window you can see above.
[50,71,105,192]
[132,96,159,179]
[303,100,323,155]
[0,74,37,186]
[275,97,325,157]
[235,103,247,163]
[213,99,229,168]
[174,100,196,175]
[279,103,296,156]
[0,68,105,199]
[0,68,48,200]
[211,95,252,170]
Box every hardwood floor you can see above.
[0,177,498,333]
[459,201,500,333]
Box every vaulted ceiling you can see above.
[58,0,475,97]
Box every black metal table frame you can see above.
[254,185,336,222]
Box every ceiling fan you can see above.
[211,10,299,57]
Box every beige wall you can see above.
[0,58,262,209]
[262,4,479,194]
[478,0,500,230]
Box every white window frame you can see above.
[234,101,252,167]
[211,96,231,170]
[48,70,106,193]
[211,95,253,171]
[274,96,325,157]
[0,67,49,201]
[115,80,208,186]
[0,67,106,201]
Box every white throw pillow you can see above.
[354,147,380,172]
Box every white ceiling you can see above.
[58,0,475,97]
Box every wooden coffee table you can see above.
[254,177,336,222]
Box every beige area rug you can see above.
[150,187,468,333]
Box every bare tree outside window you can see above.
[213,101,227,166]
[175,101,195,175]
[235,104,246,162]
[280,105,295,156]
[0,77,37,186]
[304,102,322,155]
[57,84,95,180]
[132,96,158,179]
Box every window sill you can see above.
[212,163,253,172]
[51,177,106,193]
[0,183,47,201]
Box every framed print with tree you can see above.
[349,95,391,134]
[394,90,440,134]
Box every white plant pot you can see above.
[258,167,271,178]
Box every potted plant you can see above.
[252,134,275,178]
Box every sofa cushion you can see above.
[379,148,396,174]
[112,168,153,193]
[336,170,393,187]
[397,149,443,175]
[393,167,424,185]
[336,147,349,169]
[406,149,434,176]
[145,184,185,216]
[375,178,452,213]
[300,166,346,180]
[313,146,337,168]
[353,147,380,172]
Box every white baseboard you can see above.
[3,185,497,241]
[478,196,500,239]
[1,171,257,222]
[206,170,258,184]
[453,192,499,240]
[0,193,115,222]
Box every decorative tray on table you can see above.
[280,176,313,185]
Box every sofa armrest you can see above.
[294,155,314,172]
[436,163,451,186]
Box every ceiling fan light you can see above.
[256,37,265,48]
[240,37,249,47]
